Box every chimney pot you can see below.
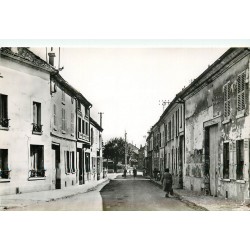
[48,51,56,66]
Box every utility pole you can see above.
[125,131,127,168]
[98,112,104,127]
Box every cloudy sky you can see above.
[32,46,228,147]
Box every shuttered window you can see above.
[237,71,246,115]
[223,82,231,120]
[62,108,66,131]
[70,112,74,133]
[53,104,57,126]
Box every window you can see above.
[64,151,75,174]
[53,104,57,126]
[236,140,244,180]
[33,102,42,133]
[62,90,65,103]
[172,115,174,139]
[0,94,9,129]
[180,105,183,128]
[165,124,168,145]
[77,101,81,111]
[237,71,246,115]
[62,108,66,132]
[30,145,45,177]
[223,82,231,120]
[176,110,179,137]
[85,107,89,117]
[0,149,9,179]
[223,142,229,179]
[91,128,94,145]
[86,122,88,135]
[168,121,171,141]
[82,120,85,134]
[78,117,81,132]
[70,112,74,134]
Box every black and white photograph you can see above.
[1,1,250,250]
[1,46,250,211]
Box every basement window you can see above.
[223,142,229,179]
[236,140,244,180]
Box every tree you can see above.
[103,137,126,171]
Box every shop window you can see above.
[236,140,244,180]
[223,142,229,179]
[30,145,45,177]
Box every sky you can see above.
[31,47,228,147]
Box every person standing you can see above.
[133,167,137,178]
[123,168,127,178]
[161,168,173,198]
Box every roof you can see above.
[52,72,92,108]
[0,47,57,74]
[148,47,250,131]
[90,117,103,131]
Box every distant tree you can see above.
[103,137,126,169]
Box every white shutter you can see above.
[244,139,249,181]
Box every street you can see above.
[101,174,195,211]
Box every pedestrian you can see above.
[123,168,127,178]
[161,168,173,198]
[133,167,137,178]
[153,168,158,180]
[93,165,96,180]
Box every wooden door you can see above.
[209,125,219,196]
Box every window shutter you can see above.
[33,103,37,124]
[229,141,234,179]
[244,139,249,181]
[237,71,246,114]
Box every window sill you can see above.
[0,179,11,183]
[220,178,231,182]
[236,112,245,119]
[32,131,43,135]
[28,177,46,181]
[0,126,9,131]
[222,119,231,125]
[236,180,246,184]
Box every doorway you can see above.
[78,149,85,185]
[205,125,219,196]
[52,144,61,189]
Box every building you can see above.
[147,47,250,202]
[0,47,56,195]
[138,145,145,169]
[90,117,104,180]
[183,48,250,201]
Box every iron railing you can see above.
[32,123,43,133]
[29,169,46,178]
[0,118,10,128]
[0,170,11,179]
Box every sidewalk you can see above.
[0,173,119,211]
[150,178,250,211]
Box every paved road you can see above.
[100,175,195,211]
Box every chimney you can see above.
[48,47,56,66]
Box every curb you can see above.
[0,178,110,211]
[150,179,208,211]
